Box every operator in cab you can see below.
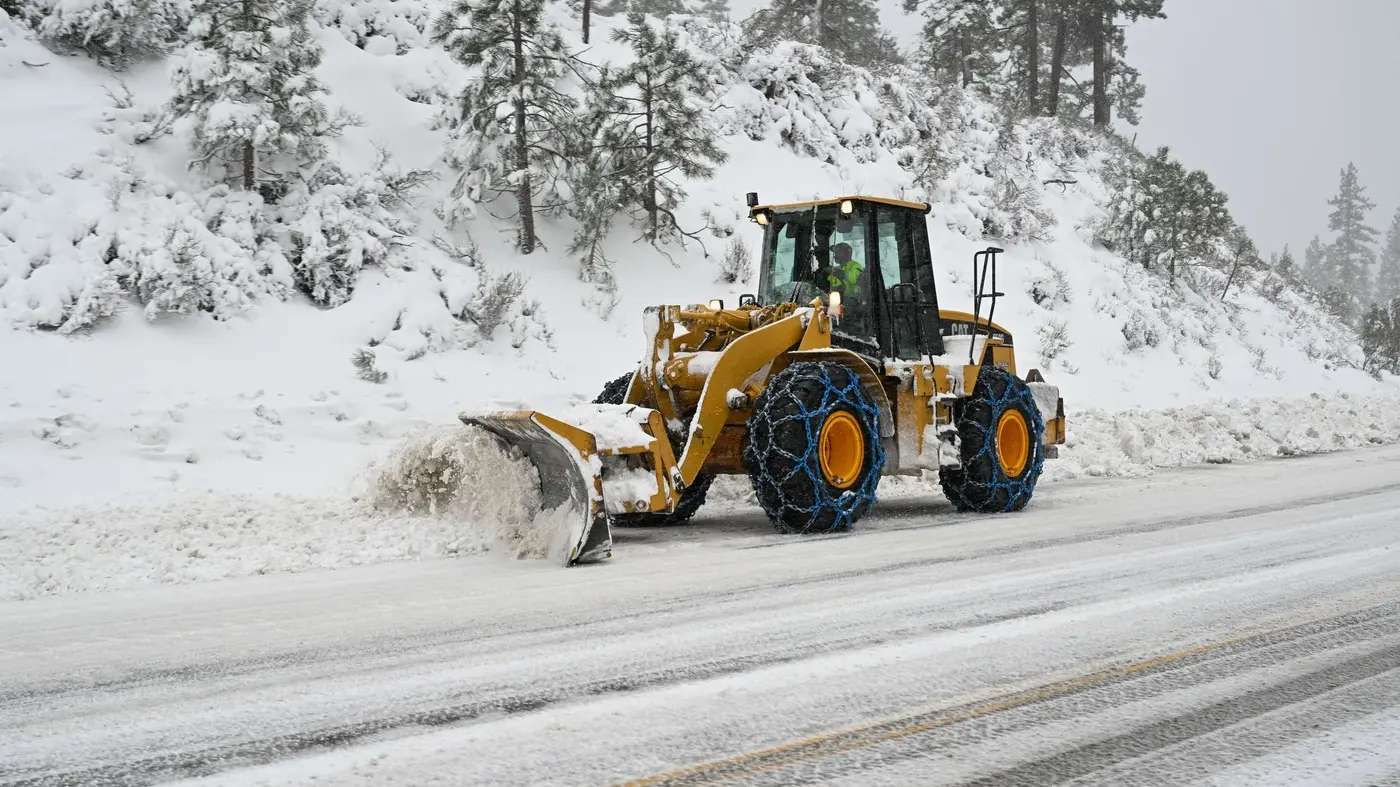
[824,242,865,297]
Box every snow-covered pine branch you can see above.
[36,0,192,70]
[278,151,428,307]
[313,0,431,54]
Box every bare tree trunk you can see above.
[1091,5,1109,127]
[511,0,535,254]
[1222,258,1242,300]
[1047,1,1066,116]
[241,141,255,191]
[582,0,591,43]
[1027,0,1040,115]
[812,0,824,46]
[959,33,972,87]
[644,69,657,240]
[240,0,256,191]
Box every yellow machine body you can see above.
[461,195,1067,565]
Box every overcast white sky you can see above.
[731,0,1399,258]
[1123,0,1400,257]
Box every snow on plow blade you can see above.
[458,404,674,567]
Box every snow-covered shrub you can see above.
[98,81,174,145]
[440,263,527,342]
[351,347,388,382]
[35,0,191,70]
[1361,298,1400,376]
[1,0,41,28]
[509,297,553,349]
[117,188,292,321]
[1120,308,1161,352]
[279,154,427,307]
[0,154,292,331]
[1027,257,1071,309]
[313,0,430,54]
[389,50,459,105]
[1037,319,1071,368]
[983,167,1053,242]
[717,236,752,284]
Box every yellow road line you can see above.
[618,634,1254,786]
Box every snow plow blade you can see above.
[458,404,678,566]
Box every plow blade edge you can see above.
[458,411,613,566]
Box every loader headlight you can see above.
[708,299,724,310]
[828,290,842,318]
[754,211,769,226]
[840,199,854,216]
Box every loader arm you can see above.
[674,309,826,487]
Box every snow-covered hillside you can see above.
[2,2,1397,597]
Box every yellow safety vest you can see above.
[827,260,862,296]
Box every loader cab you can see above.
[749,195,946,361]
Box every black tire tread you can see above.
[938,367,1046,513]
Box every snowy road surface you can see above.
[5,446,1400,786]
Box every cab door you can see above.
[872,205,944,360]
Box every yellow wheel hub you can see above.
[996,409,1030,478]
[818,411,865,489]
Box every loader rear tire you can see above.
[593,371,713,526]
[743,361,885,534]
[939,367,1046,513]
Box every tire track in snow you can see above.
[0,602,1069,787]
[8,480,1397,709]
[620,601,1400,786]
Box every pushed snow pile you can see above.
[364,423,585,562]
[365,424,541,524]
[0,424,577,601]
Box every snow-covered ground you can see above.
[4,445,1400,785]
[3,2,1399,603]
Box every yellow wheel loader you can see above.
[460,195,1068,565]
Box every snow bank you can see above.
[6,392,1400,601]
[1043,392,1400,481]
[0,423,587,601]
[709,391,1400,505]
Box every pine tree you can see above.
[1044,0,1086,116]
[167,0,346,196]
[1220,223,1257,300]
[1302,234,1331,291]
[1375,208,1400,305]
[1077,0,1163,126]
[433,0,577,254]
[751,0,897,69]
[1359,298,1400,375]
[1325,162,1378,308]
[592,11,727,243]
[1098,146,1231,279]
[904,0,997,88]
[992,0,1042,114]
[1275,244,1296,279]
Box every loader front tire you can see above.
[744,361,885,534]
[939,367,1046,513]
[593,371,713,526]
